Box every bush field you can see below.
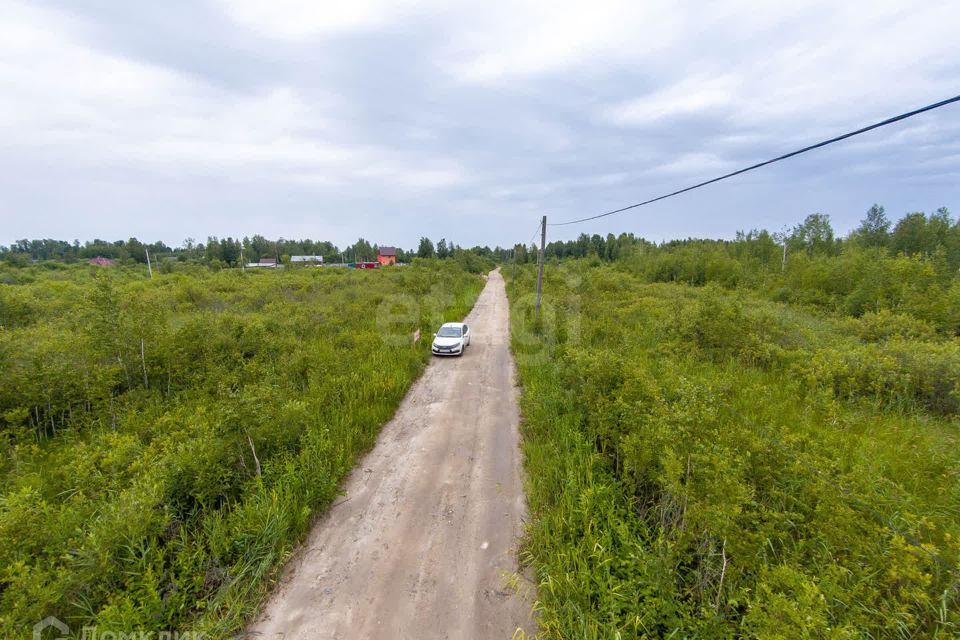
[0,261,483,637]
[507,260,960,638]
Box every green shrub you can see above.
[0,261,484,637]
[798,340,960,415]
[506,261,960,638]
[849,309,937,342]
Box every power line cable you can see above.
[508,220,542,264]
[551,93,960,226]
[527,219,543,245]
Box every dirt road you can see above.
[248,268,534,639]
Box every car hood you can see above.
[432,337,462,347]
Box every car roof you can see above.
[440,322,466,328]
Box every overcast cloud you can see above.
[2,0,959,250]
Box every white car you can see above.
[431,322,471,356]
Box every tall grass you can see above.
[507,261,960,638]
[0,261,484,638]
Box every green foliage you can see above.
[506,261,960,639]
[608,206,960,337]
[1,235,513,271]
[853,204,892,249]
[797,340,960,415]
[452,248,496,274]
[0,261,484,637]
[789,212,838,257]
[417,237,436,258]
[639,244,747,287]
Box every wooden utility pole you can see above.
[534,215,546,322]
[145,248,153,278]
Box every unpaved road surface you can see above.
[249,268,534,639]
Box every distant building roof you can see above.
[290,255,323,262]
[378,246,397,256]
[88,257,115,266]
[258,258,277,265]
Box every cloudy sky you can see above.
[2,0,959,250]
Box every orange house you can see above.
[377,246,397,266]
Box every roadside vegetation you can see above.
[507,205,960,638]
[0,260,483,637]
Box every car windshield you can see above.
[437,326,462,337]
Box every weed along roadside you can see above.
[248,268,535,640]
[0,259,487,637]
[506,259,960,638]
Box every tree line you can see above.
[5,204,955,276]
[524,204,957,266]
[0,238,174,265]
[0,234,517,269]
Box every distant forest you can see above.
[0,234,511,267]
[526,204,956,263]
[541,205,960,335]
[3,204,958,283]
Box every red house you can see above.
[88,257,115,266]
[377,246,397,266]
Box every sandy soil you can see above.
[247,268,535,639]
